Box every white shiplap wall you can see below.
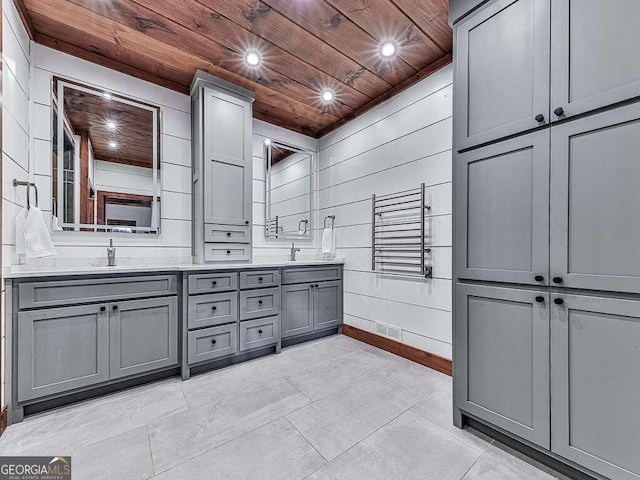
[318,65,453,359]
[23,44,193,267]
[2,0,31,268]
[252,120,317,260]
[2,0,32,403]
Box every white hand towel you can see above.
[20,207,57,259]
[322,227,335,255]
[15,207,27,256]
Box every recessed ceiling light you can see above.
[321,89,335,103]
[245,51,261,67]
[106,121,116,129]
[109,141,117,148]
[103,92,112,99]
[380,41,397,58]
[264,139,271,146]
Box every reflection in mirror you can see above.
[52,78,160,234]
[265,141,313,239]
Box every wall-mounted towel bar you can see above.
[371,183,432,279]
[13,179,38,209]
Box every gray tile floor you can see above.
[0,335,570,480]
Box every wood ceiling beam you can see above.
[25,0,337,135]
[318,53,452,138]
[262,0,417,86]
[195,0,392,97]
[322,0,445,72]
[129,0,365,114]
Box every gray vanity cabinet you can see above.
[281,266,344,339]
[17,303,110,402]
[550,0,640,122]
[455,283,550,448]
[202,86,252,227]
[14,275,179,406]
[314,281,343,331]
[550,102,640,294]
[551,294,640,480]
[454,0,550,150]
[456,131,549,286]
[281,283,315,338]
[109,297,178,380]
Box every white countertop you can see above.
[3,259,345,279]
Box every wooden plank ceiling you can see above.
[63,86,154,168]
[19,0,452,137]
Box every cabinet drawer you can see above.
[188,292,238,329]
[204,244,251,262]
[240,287,280,321]
[204,224,251,243]
[239,316,279,352]
[188,324,237,365]
[188,273,237,295]
[283,266,341,285]
[19,275,177,309]
[239,270,281,289]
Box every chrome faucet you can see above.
[290,243,301,261]
[107,238,116,266]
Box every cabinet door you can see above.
[456,131,549,285]
[455,284,550,448]
[454,0,550,150]
[550,102,640,294]
[551,0,640,121]
[551,294,640,480]
[109,297,178,380]
[203,87,252,226]
[281,283,314,338]
[18,304,109,402]
[314,281,342,331]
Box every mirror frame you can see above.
[264,140,314,240]
[54,78,161,234]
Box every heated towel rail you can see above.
[371,184,432,278]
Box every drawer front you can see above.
[19,275,177,309]
[188,292,238,329]
[188,324,237,365]
[239,270,281,290]
[283,266,342,285]
[188,273,237,295]
[240,287,280,321]
[204,224,251,243]
[240,316,279,352]
[204,244,251,262]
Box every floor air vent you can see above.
[375,322,402,341]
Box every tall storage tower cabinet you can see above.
[451,1,640,479]
[191,71,255,264]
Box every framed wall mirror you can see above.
[264,140,314,239]
[53,77,161,234]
